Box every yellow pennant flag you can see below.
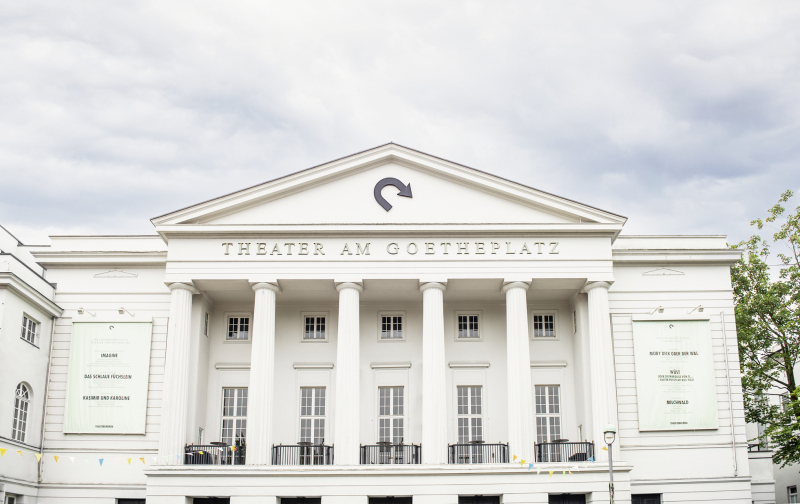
[127,458,132,465]
[17,451,23,457]
[231,446,236,452]
[549,470,553,477]
[513,455,517,462]
[602,445,608,451]
[35,453,42,462]
[0,448,6,456]
[54,456,59,462]
[140,457,145,464]
[520,459,526,465]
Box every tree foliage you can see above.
[733,190,800,468]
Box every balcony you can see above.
[360,443,421,464]
[448,442,509,464]
[184,444,245,465]
[272,444,334,465]
[534,442,594,463]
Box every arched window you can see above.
[12,383,31,442]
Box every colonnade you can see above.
[157,280,617,465]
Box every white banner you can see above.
[632,320,718,431]
[64,322,153,434]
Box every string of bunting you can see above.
[512,452,594,477]
[0,444,239,467]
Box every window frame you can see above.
[530,310,559,340]
[299,386,327,444]
[378,311,406,342]
[790,486,798,504]
[300,312,329,343]
[12,382,31,443]
[204,312,209,337]
[454,311,483,342]
[220,387,248,446]
[20,314,40,347]
[378,386,405,444]
[534,384,562,443]
[224,312,252,343]
[456,385,484,443]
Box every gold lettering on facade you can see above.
[440,242,451,254]
[341,244,353,255]
[407,243,418,255]
[491,242,500,254]
[505,241,516,254]
[222,243,233,255]
[425,243,435,254]
[550,242,560,254]
[314,243,325,255]
[475,242,485,254]
[535,242,544,254]
[271,244,282,255]
[238,243,251,255]
[387,243,399,255]
[299,243,309,255]
[520,243,531,254]
[257,243,267,255]
[356,243,370,255]
[457,242,469,254]
[284,243,295,255]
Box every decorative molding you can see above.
[370,362,412,369]
[530,360,568,368]
[642,267,684,276]
[215,363,251,370]
[94,268,138,278]
[448,361,490,369]
[293,362,334,369]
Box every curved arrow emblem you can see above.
[373,177,413,211]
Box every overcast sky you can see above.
[1,1,798,245]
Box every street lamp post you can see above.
[604,424,617,504]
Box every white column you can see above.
[420,282,448,464]
[333,282,363,465]
[246,282,281,465]
[585,281,620,462]
[158,282,196,464]
[503,281,534,459]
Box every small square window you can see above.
[20,315,38,346]
[455,311,482,341]
[226,315,250,341]
[378,312,405,341]
[301,313,328,342]
[531,311,558,340]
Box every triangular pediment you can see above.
[152,144,626,229]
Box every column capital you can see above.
[420,281,447,293]
[501,281,530,293]
[251,282,281,294]
[335,281,363,293]
[167,282,199,295]
[583,281,613,293]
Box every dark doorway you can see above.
[118,500,146,504]
[369,499,413,504]
[632,495,660,504]
[280,499,322,504]
[549,495,586,504]
[459,497,500,504]
[194,500,231,504]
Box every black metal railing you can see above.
[272,444,334,465]
[534,442,594,463]
[448,443,509,464]
[184,444,246,465]
[748,442,771,452]
[360,444,421,464]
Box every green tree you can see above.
[733,189,800,468]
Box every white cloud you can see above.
[1,0,799,244]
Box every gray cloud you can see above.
[1,0,798,244]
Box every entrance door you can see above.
[458,497,500,504]
[368,498,413,504]
[632,495,660,504]
[548,495,586,504]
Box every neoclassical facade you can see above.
[0,144,772,504]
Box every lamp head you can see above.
[603,424,617,445]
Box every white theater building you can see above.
[0,144,774,504]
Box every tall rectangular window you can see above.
[227,316,249,340]
[532,314,556,338]
[535,385,561,443]
[378,386,404,443]
[790,486,798,504]
[304,316,326,340]
[457,315,480,339]
[381,315,403,340]
[20,316,37,345]
[457,386,483,443]
[300,387,326,443]
[204,313,209,336]
[221,387,247,445]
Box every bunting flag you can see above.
[527,463,533,470]
[35,453,42,462]
[140,458,145,464]
[152,457,158,464]
[589,456,595,463]
[0,448,5,456]
[54,455,59,462]
[549,470,553,477]
[84,458,90,464]
[513,455,517,461]
[127,458,132,465]
[602,446,608,451]
[99,458,104,466]
[231,446,237,452]
[17,451,23,457]
[562,470,566,476]
[69,456,75,463]
[536,467,541,475]
[520,459,526,465]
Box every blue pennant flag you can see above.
[589,456,595,463]
[527,463,533,470]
